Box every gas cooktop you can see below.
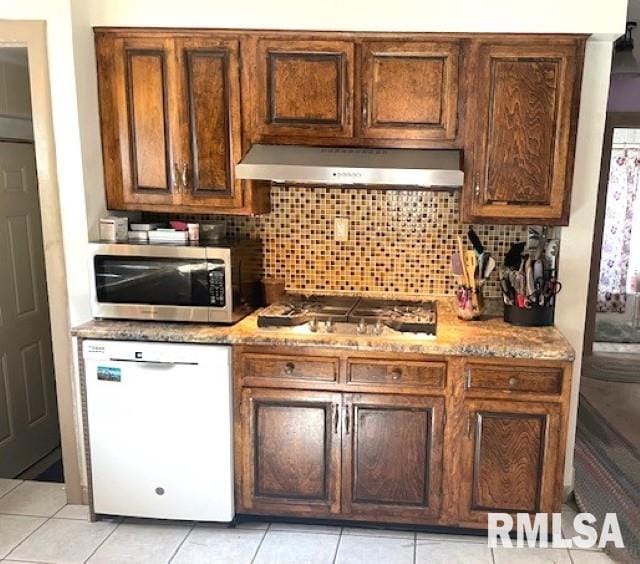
[257,295,437,336]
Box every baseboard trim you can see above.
[81,485,89,505]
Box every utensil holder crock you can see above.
[504,304,555,327]
[456,286,484,321]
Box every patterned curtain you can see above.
[597,148,640,313]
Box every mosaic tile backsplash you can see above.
[148,186,531,298]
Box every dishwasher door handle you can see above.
[136,362,179,370]
[108,358,198,368]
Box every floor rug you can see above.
[582,353,640,383]
[594,319,640,343]
[574,395,640,563]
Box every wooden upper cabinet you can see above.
[240,388,342,517]
[464,39,584,225]
[252,39,354,139]
[342,394,444,520]
[96,34,178,207]
[359,41,460,141]
[175,37,243,208]
[459,398,562,524]
[95,30,268,214]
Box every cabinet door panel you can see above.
[460,399,562,523]
[177,38,243,208]
[254,39,354,138]
[96,35,179,208]
[472,412,545,512]
[343,394,443,520]
[241,388,341,516]
[127,51,170,190]
[465,40,582,224]
[484,59,558,204]
[361,41,460,140]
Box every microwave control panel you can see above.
[209,267,226,307]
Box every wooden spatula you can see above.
[456,235,470,286]
[451,252,466,285]
[465,250,479,310]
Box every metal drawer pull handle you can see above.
[181,163,189,190]
[344,404,351,434]
[509,377,519,387]
[284,362,295,374]
[362,92,368,124]
[391,369,402,381]
[173,163,180,192]
[333,404,339,434]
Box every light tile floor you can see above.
[0,480,616,564]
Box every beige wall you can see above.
[556,40,614,489]
[87,0,626,34]
[1,2,95,325]
[0,0,628,494]
[0,19,83,502]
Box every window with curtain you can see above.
[597,139,640,313]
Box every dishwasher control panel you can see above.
[82,339,211,365]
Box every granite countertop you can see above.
[72,302,575,362]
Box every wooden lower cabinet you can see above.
[239,388,341,517]
[458,399,563,525]
[234,348,571,529]
[342,394,444,521]
[238,389,444,522]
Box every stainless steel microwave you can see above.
[89,240,262,323]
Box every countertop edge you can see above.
[71,320,575,362]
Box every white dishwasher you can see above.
[83,339,234,522]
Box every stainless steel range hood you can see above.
[235,144,463,188]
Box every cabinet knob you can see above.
[509,377,519,387]
[391,369,402,381]
[284,362,295,375]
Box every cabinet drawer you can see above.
[242,354,338,383]
[347,359,446,388]
[466,365,562,395]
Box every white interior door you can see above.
[0,141,59,477]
